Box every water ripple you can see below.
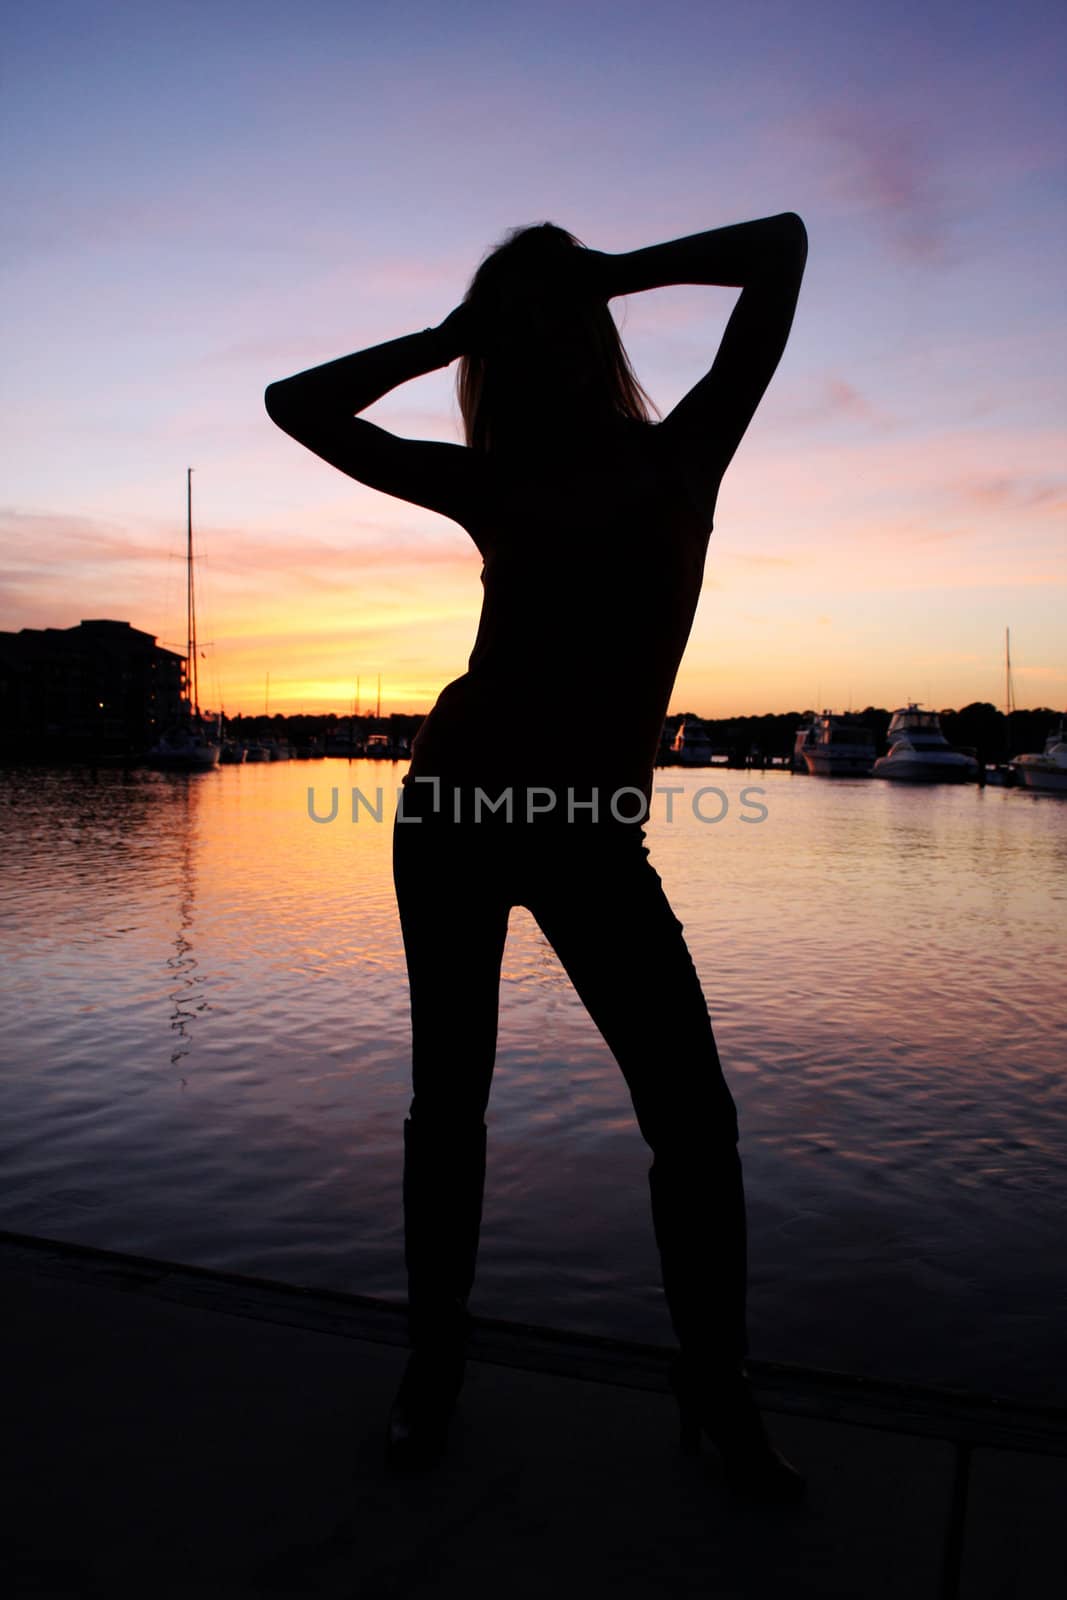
[1,762,1064,1401]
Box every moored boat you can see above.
[794,711,875,777]
[671,718,713,766]
[363,731,399,759]
[982,763,1015,787]
[873,705,978,783]
[1011,718,1067,794]
[148,724,220,770]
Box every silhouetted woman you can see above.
[265,213,808,1501]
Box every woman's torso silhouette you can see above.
[408,417,714,802]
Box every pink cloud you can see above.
[795,103,952,263]
[951,475,1067,516]
[776,374,893,430]
[0,503,481,639]
[0,508,168,566]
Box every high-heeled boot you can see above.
[385,1115,488,1469]
[649,1143,806,1503]
[667,1350,806,1502]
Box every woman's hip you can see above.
[392,776,651,903]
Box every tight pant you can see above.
[392,779,749,1366]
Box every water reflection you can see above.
[0,761,1064,1403]
[165,778,209,1075]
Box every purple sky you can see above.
[3,0,1064,714]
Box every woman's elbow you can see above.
[782,212,808,261]
[265,385,309,444]
[264,381,290,423]
[265,381,309,436]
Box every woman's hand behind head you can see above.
[435,301,489,362]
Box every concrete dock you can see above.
[3,1228,1064,1598]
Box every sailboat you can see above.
[217,711,246,764]
[984,627,1017,786]
[147,469,220,771]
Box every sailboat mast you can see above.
[187,467,199,719]
[1005,627,1015,718]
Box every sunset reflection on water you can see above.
[1,759,1064,1403]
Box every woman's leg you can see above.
[393,808,512,1126]
[521,828,748,1370]
[392,808,512,1352]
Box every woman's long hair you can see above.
[456,222,659,454]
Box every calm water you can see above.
[2,760,1064,1403]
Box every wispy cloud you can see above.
[777,374,894,430]
[0,508,169,567]
[0,507,478,590]
[950,475,1067,517]
[806,104,951,263]
[0,503,482,645]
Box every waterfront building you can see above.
[0,619,184,760]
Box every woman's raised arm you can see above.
[264,319,465,422]
[264,316,480,528]
[598,212,807,296]
[592,214,808,528]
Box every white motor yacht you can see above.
[873,705,978,783]
[794,711,875,777]
[1011,718,1067,794]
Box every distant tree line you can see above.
[218,703,1061,767]
[223,710,424,744]
[661,704,1059,765]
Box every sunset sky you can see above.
[3,0,1064,717]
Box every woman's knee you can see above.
[407,1088,491,1131]
[633,1075,740,1155]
